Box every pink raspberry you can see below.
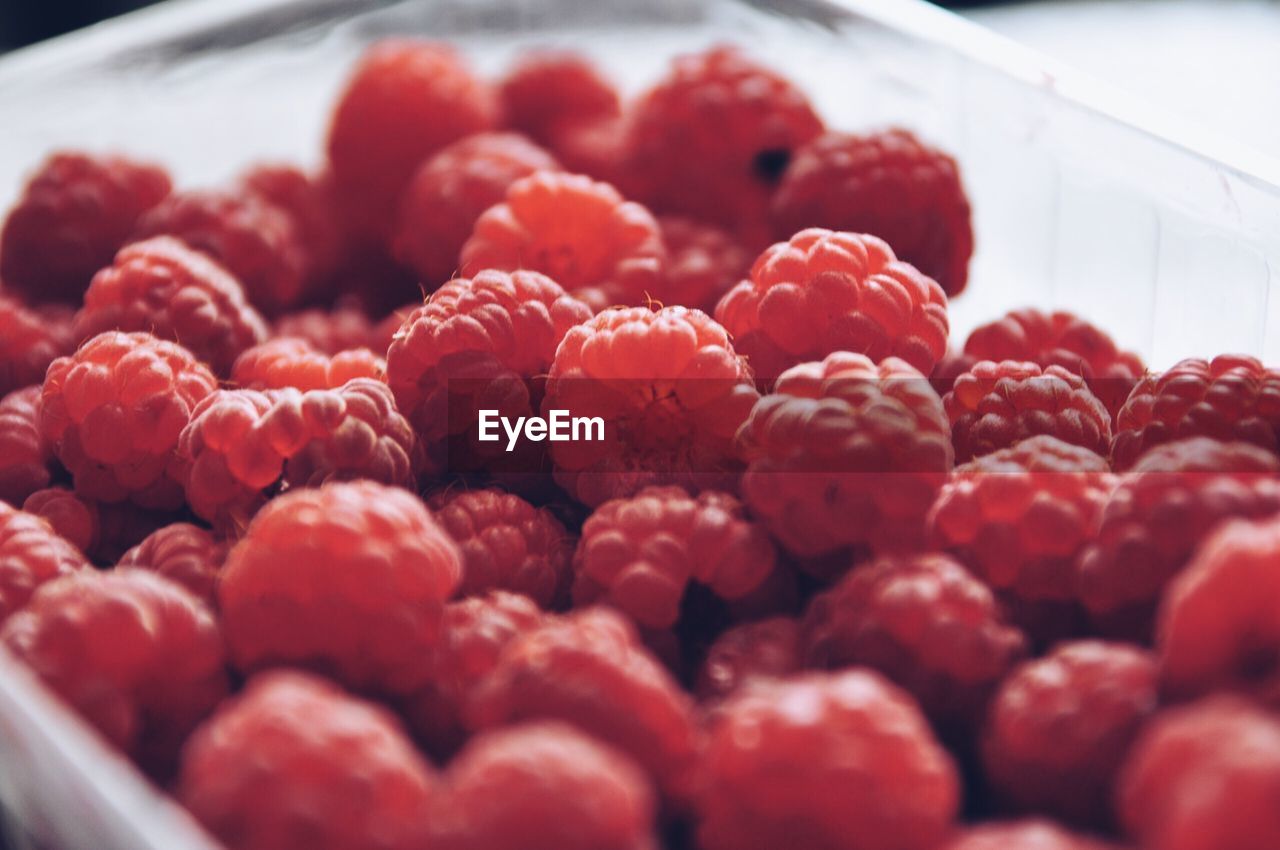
[231,337,384,391]
[118,522,230,608]
[0,294,76,398]
[657,215,752,313]
[0,387,54,507]
[0,502,89,625]
[943,821,1125,850]
[272,302,378,355]
[498,50,621,147]
[695,616,803,703]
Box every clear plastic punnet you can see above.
[1,0,1279,846]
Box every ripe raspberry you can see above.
[434,721,657,850]
[177,670,437,850]
[983,641,1158,829]
[803,552,1027,740]
[326,39,497,241]
[772,129,973,297]
[219,481,460,694]
[40,332,218,509]
[1077,438,1280,640]
[0,294,75,398]
[0,503,89,625]
[498,51,621,146]
[945,360,1112,463]
[0,387,54,507]
[74,236,268,375]
[696,669,959,850]
[19,487,171,565]
[1,569,226,777]
[21,487,97,554]
[132,188,309,315]
[459,171,666,311]
[695,616,803,702]
[1113,354,1280,469]
[962,308,1144,418]
[272,303,378,355]
[627,46,823,240]
[238,163,345,288]
[468,607,699,801]
[546,113,632,190]
[942,821,1124,850]
[393,132,561,286]
[428,488,573,607]
[573,486,777,630]
[1119,696,1280,850]
[118,522,229,608]
[542,305,758,506]
[738,352,953,562]
[178,380,415,528]
[657,215,752,313]
[0,151,171,304]
[231,337,385,391]
[715,228,949,382]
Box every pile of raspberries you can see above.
[2,40,1279,850]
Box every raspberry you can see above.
[177,671,437,850]
[1077,438,1280,640]
[1113,354,1280,469]
[326,39,497,241]
[1119,696,1280,850]
[468,607,699,801]
[803,552,1027,740]
[178,380,416,528]
[0,151,171,304]
[738,352,953,562]
[459,171,666,311]
[231,337,385,390]
[982,641,1158,829]
[0,387,54,507]
[627,46,823,240]
[695,616,803,702]
[715,228,949,382]
[772,129,974,297]
[132,188,309,315]
[542,305,758,506]
[572,486,777,630]
[74,236,268,375]
[434,721,657,850]
[0,294,76,398]
[658,215,752,313]
[428,488,573,607]
[22,487,97,554]
[0,503,89,625]
[1,569,227,777]
[40,332,218,509]
[942,821,1123,850]
[238,163,345,288]
[546,113,632,190]
[945,360,1112,463]
[272,303,378,355]
[696,669,959,850]
[219,481,460,694]
[962,308,1144,418]
[118,522,230,608]
[498,51,621,146]
[393,132,561,286]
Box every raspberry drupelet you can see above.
[498,50,621,147]
[942,821,1126,850]
[694,616,803,703]
[118,522,230,608]
[658,215,753,313]
[771,129,974,297]
[177,671,438,850]
[695,669,959,850]
[40,332,218,509]
[0,294,76,398]
[541,305,759,506]
[0,151,171,304]
[230,337,385,391]
[0,503,89,625]
[21,487,98,554]
[218,481,460,695]
[0,387,55,507]
[459,171,666,311]
[272,302,378,355]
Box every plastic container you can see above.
[1,0,1279,846]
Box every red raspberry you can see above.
[393,132,561,286]
[21,487,97,554]
[40,332,218,509]
[0,387,54,507]
[962,308,1144,419]
[1119,696,1280,850]
[982,641,1158,829]
[132,188,309,315]
[0,294,76,398]
[74,236,268,375]
[945,360,1112,463]
[573,486,777,630]
[231,337,384,390]
[696,669,959,850]
[657,215,752,313]
[326,39,497,241]
[219,481,460,694]
[238,163,346,288]
[468,607,699,801]
[1113,354,1280,469]
[272,303,377,354]
[0,151,171,304]
[459,171,666,311]
[803,552,1027,740]
[546,113,632,190]
[542,305,758,506]
[118,522,229,608]
[1077,438,1280,640]
[435,721,657,850]
[1,569,226,777]
[627,46,823,240]
[738,352,953,562]
[177,670,437,850]
[0,503,89,625]
[772,129,974,297]
[695,616,803,703]
[178,380,415,529]
[428,488,573,607]
[942,821,1124,850]
[498,51,621,146]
